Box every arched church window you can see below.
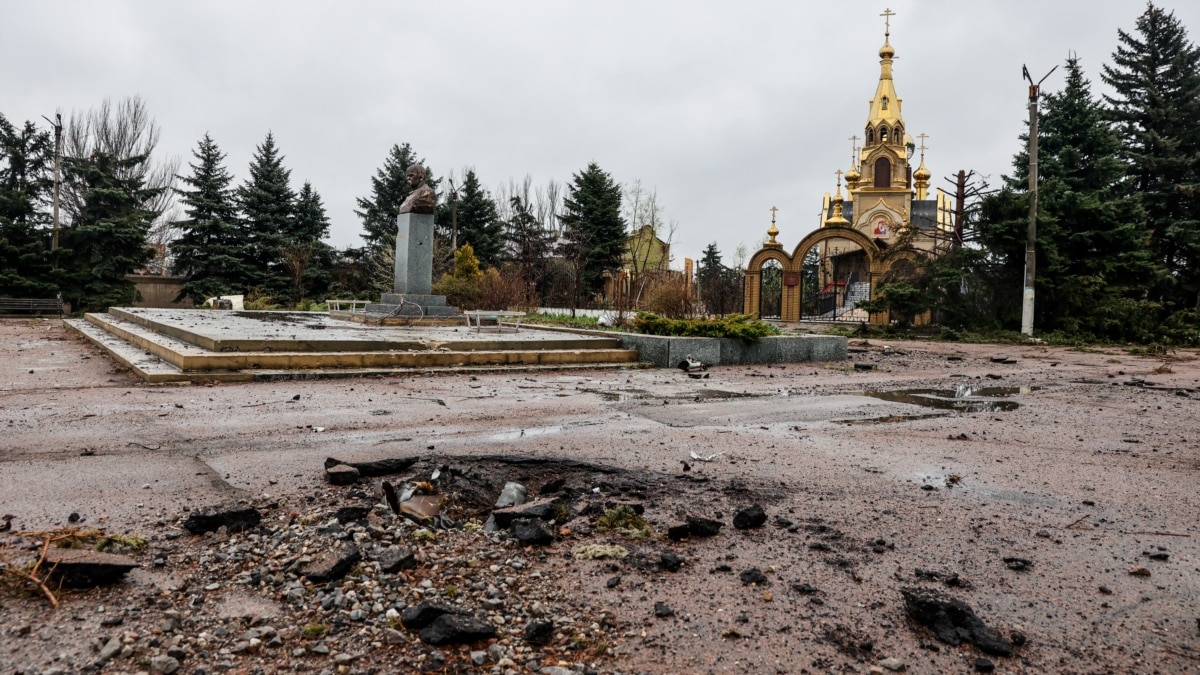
[894,125,903,143]
[866,127,874,144]
[880,125,889,143]
[881,97,889,110]
[874,157,891,188]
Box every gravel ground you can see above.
[1,318,1199,674]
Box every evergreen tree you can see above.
[354,143,439,250]
[58,152,160,312]
[235,132,295,298]
[977,56,1159,339]
[450,169,503,268]
[1102,3,1200,310]
[170,133,246,302]
[0,115,56,297]
[558,162,625,308]
[503,195,553,306]
[287,181,334,301]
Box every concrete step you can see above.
[71,313,642,382]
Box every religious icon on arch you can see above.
[872,215,891,237]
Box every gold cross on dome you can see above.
[835,169,844,187]
[917,132,929,159]
[881,8,895,36]
[770,205,778,223]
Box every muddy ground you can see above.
[1,318,1199,674]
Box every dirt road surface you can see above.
[1,318,1198,674]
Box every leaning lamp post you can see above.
[1020,64,1058,337]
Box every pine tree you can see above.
[236,133,295,298]
[170,134,246,302]
[354,143,439,250]
[58,152,160,312]
[559,162,625,308]
[1102,3,1200,310]
[286,181,334,301]
[0,115,56,297]
[977,57,1159,339]
[503,195,553,306]
[451,169,503,268]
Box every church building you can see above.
[744,11,955,323]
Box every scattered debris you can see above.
[419,614,497,645]
[1128,566,1152,577]
[689,450,723,462]
[654,602,674,618]
[1002,557,1032,571]
[739,568,769,585]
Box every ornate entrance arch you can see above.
[743,227,887,322]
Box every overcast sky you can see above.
[6,1,1198,267]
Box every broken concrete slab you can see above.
[325,464,360,485]
[491,496,561,528]
[377,545,416,573]
[510,518,554,546]
[324,456,419,477]
[44,549,138,588]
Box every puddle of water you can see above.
[488,425,565,441]
[840,413,948,426]
[859,385,1039,413]
[588,388,767,402]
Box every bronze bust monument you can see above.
[397,165,437,215]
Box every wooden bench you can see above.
[325,299,369,312]
[0,297,63,317]
[463,310,525,333]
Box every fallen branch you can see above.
[1065,514,1092,530]
[126,442,161,451]
[1126,530,1191,538]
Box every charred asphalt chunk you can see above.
[733,504,767,530]
[324,463,360,485]
[509,518,554,546]
[399,599,466,631]
[900,586,1014,657]
[418,614,497,646]
[667,515,724,540]
[182,503,261,534]
[659,551,684,572]
[377,545,416,573]
[739,567,769,585]
[523,619,555,645]
[324,456,419,477]
[491,497,561,529]
[335,506,370,524]
[297,542,361,582]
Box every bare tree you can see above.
[62,96,179,239]
[533,178,560,236]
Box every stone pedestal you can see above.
[365,212,460,318]
[394,213,435,295]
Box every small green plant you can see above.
[302,623,328,638]
[551,502,574,524]
[595,505,650,538]
[412,528,436,542]
[444,584,459,598]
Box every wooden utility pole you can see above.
[41,113,63,265]
[1021,64,1058,337]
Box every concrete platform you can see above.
[67,308,642,382]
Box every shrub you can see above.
[631,312,779,340]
